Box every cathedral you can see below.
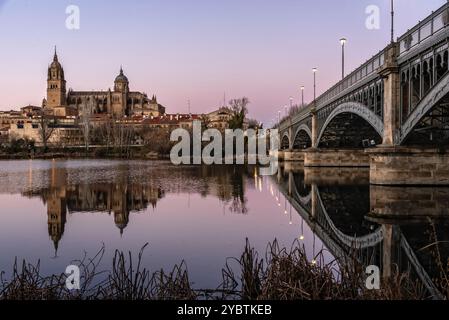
[45,49,165,117]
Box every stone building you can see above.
[206,107,248,131]
[46,49,165,118]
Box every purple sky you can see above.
[0,0,446,124]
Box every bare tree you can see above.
[38,111,55,151]
[200,114,210,131]
[80,97,94,152]
[228,97,250,130]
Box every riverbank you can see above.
[0,240,442,300]
[0,146,168,160]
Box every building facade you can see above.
[46,50,165,118]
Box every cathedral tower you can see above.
[112,67,129,116]
[47,48,67,108]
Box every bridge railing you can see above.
[279,104,313,131]
[398,2,449,56]
[315,51,385,110]
[279,3,449,132]
[279,47,385,132]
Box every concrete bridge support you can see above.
[381,224,399,279]
[379,44,400,147]
[311,108,318,148]
[368,147,449,185]
[304,149,370,167]
[369,184,449,219]
[283,150,305,162]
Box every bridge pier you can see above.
[368,147,449,185]
[283,150,305,162]
[304,167,369,185]
[368,184,449,220]
[304,148,369,167]
[283,160,303,172]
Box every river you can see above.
[0,159,447,295]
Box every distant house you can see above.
[206,107,248,131]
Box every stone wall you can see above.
[369,185,449,218]
[283,151,305,162]
[369,147,449,185]
[304,149,369,167]
[304,167,369,185]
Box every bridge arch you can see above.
[281,132,290,150]
[291,171,312,205]
[399,72,449,146]
[315,186,383,249]
[317,102,384,148]
[293,124,312,150]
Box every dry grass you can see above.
[0,240,445,300]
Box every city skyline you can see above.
[0,0,446,125]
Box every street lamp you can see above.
[391,0,395,44]
[340,38,347,79]
[284,105,288,117]
[289,97,293,108]
[312,68,318,103]
[300,86,305,107]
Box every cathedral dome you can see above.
[115,67,129,83]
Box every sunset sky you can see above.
[0,0,446,125]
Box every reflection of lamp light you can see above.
[289,204,292,224]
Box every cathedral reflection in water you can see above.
[23,165,164,251]
[15,161,252,253]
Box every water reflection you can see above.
[10,161,258,252]
[1,160,312,289]
[276,164,449,298]
[0,159,448,296]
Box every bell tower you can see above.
[47,47,67,108]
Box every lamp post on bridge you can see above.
[390,0,395,44]
[312,68,318,105]
[300,86,305,107]
[340,38,347,79]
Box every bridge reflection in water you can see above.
[274,164,449,299]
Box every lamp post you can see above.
[300,86,305,107]
[289,97,293,109]
[312,68,318,104]
[340,38,347,79]
[391,0,395,44]
[285,105,288,117]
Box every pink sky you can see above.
[0,0,446,125]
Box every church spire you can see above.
[53,46,58,62]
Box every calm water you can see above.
[0,159,448,294]
[0,160,331,289]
